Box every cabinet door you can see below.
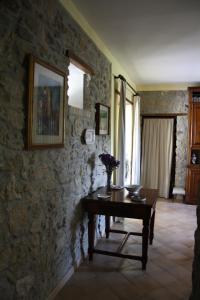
[192,103,200,146]
[186,168,200,204]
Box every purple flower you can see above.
[99,153,120,172]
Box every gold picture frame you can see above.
[27,55,66,149]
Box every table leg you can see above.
[149,210,155,245]
[142,218,150,270]
[88,213,95,261]
[105,216,110,238]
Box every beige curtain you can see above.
[116,80,126,186]
[141,118,174,198]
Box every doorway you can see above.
[141,116,176,198]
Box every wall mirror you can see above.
[67,50,94,109]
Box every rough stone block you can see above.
[0,0,111,299]
[16,274,34,297]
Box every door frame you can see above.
[141,115,177,198]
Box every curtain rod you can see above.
[114,74,139,96]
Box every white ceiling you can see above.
[72,0,200,87]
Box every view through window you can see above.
[68,63,85,109]
[125,100,133,185]
[115,91,134,185]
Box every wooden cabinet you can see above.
[186,166,200,204]
[186,87,200,204]
[191,103,200,146]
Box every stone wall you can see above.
[0,0,111,299]
[140,90,188,188]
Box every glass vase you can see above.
[106,170,112,192]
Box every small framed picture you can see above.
[95,103,110,135]
[27,55,66,149]
[84,129,95,144]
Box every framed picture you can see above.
[27,55,66,149]
[95,103,110,135]
[84,129,95,144]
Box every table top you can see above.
[83,187,158,208]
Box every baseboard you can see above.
[47,267,74,300]
[47,257,82,300]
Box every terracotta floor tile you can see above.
[55,199,196,300]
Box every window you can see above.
[113,80,140,186]
[114,89,133,185]
[125,100,133,185]
[67,50,94,110]
[68,63,85,109]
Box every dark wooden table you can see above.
[82,187,158,270]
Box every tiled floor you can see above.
[55,200,196,300]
